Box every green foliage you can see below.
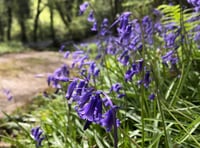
[1,1,200,148]
[0,41,30,54]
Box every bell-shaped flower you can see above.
[79,2,89,15]
[66,79,77,99]
[87,10,95,22]
[31,127,45,147]
[101,106,119,132]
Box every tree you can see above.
[33,0,46,42]
[48,0,57,46]
[0,1,6,41]
[5,0,13,41]
[14,0,31,43]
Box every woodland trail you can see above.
[0,51,71,118]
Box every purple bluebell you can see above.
[125,69,135,82]
[164,32,178,48]
[64,51,70,58]
[31,127,45,147]
[101,106,119,132]
[101,18,109,28]
[110,83,125,98]
[89,62,100,77]
[119,24,132,45]
[118,49,128,64]
[91,21,98,31]
[47,75,61,89]
[194,6,200,12]
[162,50,178,65]
[3,89,13,101]
[149,93,155,101]
[87,10,95,22]
[142,16,153,45]
[66,79,77,99]
[76,80,86,95]
[143,71,151,88]
[78,92,102,122]
[117,12,132,34]
[110,83,122,93]
[137,59,144,72]
[59,45,65,52]
[78,88,94,107]
[187,0,200,6]
[106,44,117,55]
[124,62,141,82]
[79,2,89,15]
[194,32,200,42]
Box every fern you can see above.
[157,4,200,32]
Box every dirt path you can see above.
[0,51,71,118]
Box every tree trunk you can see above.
[33,0,42,42]
[19,19,27,42]
[7,1,12,41]
[49,4,56,45]
[55,2,70,28]
[0,18,4,41]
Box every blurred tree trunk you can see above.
[0,18,5,41]
[114,0,122,16]
[55,2,69,28]
[6,0,12,41]
[33,0,44,42]
[14,0,31,43]
[48,1,57,46]
[19,19,27,42]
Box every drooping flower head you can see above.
[87,10,95,22]
[31,127,45,147]
[79,2,89,15]
[101,106,120,132]
[187,0,200,7]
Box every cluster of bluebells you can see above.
[48,44,120,132]
[31,127,45,147]
[44,0,200,137]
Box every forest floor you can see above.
[0,51,72,118]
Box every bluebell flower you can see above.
[59,45,65,52]
[162,50,178,66]
[187,0,200,6]
[3,89,13,101]
[164,33,178,48]
[117,12,132,34]
[78,92,102,122]
[87,10,95,22]
[64,51,70,58]
[78,88,94,107]
[143,71,151,88]
[137,59,144,72]
[76,80,86,95]
[106,44,117,55]
[101,106,119,132]
[125,69,135,82]
[91,21,98,31]
[110,83,122,93]
[31,127,45,147]
[101,18,109,28]
[66,79,78,99]
[79,2,89,15]
[149,93,155,101]
[89,62,100,77]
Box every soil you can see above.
[0,51,72,118]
